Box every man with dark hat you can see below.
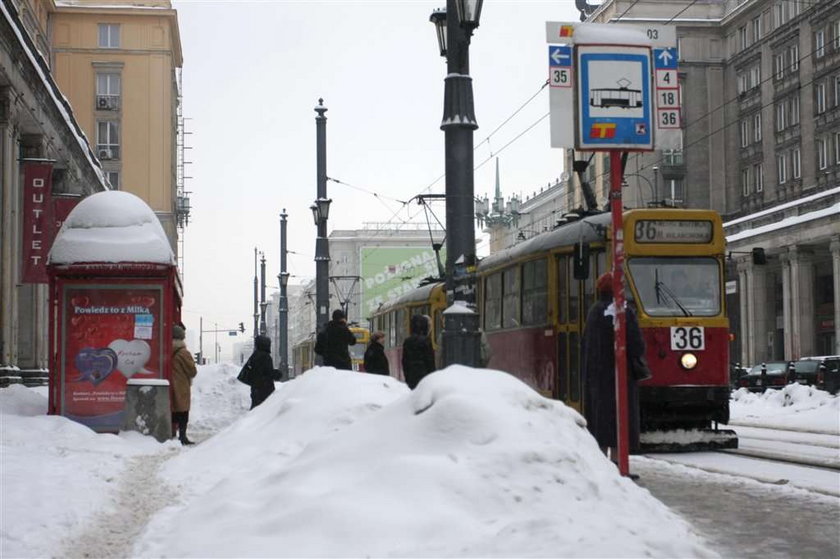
[315,309,356,370]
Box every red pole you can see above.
[609,150,630,477]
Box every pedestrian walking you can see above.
[171,324,197,445]
[580,272,647,458]
[363,330,390,375]
[402,314,436,389]
[315,309,356,370]
[246,334,280,409]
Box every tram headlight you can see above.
[680,353,698,370]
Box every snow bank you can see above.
[49,190,175,265]
[188,362,252,437]
[132,366,714,558]
[0,386,163,558]
[730,385,839,434]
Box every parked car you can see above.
[736,361,793,392]
[793,356,840,394]
[729,362,749,389]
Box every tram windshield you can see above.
[627,257,721,317]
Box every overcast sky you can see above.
[173,0,582,357]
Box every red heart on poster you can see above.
[71,316,84,326]
[140,296,155,307]
[86,326,98,336]
[71,296,89,307]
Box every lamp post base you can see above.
[441,302,481,368]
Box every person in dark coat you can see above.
[316,309,356,370]
[247,335,279,409]
[581,271,646,457]
[171,324,197,445]
[402,314,436,389]
[363,330,390,375]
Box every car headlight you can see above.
[680,353,698,370]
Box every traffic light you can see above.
[239,322,245,333]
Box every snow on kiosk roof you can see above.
[49,191,175,265]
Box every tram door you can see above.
[555,250,606,410]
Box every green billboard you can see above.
[360,246,443,317]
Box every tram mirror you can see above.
[573,243,590,280]
[751,247,767,265]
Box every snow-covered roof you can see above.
[49,191,175,265]
[725,202,840,243]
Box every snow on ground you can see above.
[2,364,718,558]
[729,384,840,434]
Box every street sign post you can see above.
[545,21,683,478]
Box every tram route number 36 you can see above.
[670,326,705,350]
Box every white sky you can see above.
[173,1,581,356]
[2,365,837,557]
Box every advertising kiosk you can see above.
[47,191,182,432]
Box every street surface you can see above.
[634,456,840,558]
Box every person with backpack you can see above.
[314,309,356,370]
[243,335,280,409]
[402,314,436,389]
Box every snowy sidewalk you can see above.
[634,457,840,559]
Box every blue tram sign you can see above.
[576,45,653,150]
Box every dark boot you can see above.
[178,423,194,445]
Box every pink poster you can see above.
[62,285,164,431]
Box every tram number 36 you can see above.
[670,326,705,350]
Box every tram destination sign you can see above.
[634,220,713,243]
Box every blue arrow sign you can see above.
[653,47,678,69]
[549,45,572,67]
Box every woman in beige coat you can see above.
[171,324,197,444]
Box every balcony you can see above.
[659,149,686,180]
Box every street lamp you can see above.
[313,99,331,337]
[278,209,289,379]
[430,0,484,368]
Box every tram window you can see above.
[568,258,580,322]
[484,273,503,330]
[557,256,568,323]
[523,258,548,325]
[503,267,520,328]
[388,312,395,348]
[627,257,721,317]
[569,331,581,402]
[396,309,406,343]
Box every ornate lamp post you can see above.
[313,99,332,335]
[278,209,290,378]
[430,0,484,367]
[259,252,268,335]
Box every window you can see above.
[95,73,121,110]
[753,112,762,142]
[816,82,826,114]
[502,267,520,328]
[741,167,751,196]
[753,163,764,192]
[106,171,120,190]
[777,153,787,183]
[98,23,119,48]
[789,43,799,72]
[96,120,120,159]
[774,53,785,80]
[484,273,502,330]
[740,119,749,147]
[834,75,840,107]
[773,3,783,28]
[739,25,748,50]
[815,29,826,58]
[789,95,799,125]
[750,65,761,88]
[817,138,828,170]
[835,132,840,164]
[775,102,786,131]
[792,147,801,179]
[751,16,762,43]
[738,71,749,94]
[834,21,840,50]
[522,258,547,326]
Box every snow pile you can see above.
[132,366,714,558]
[0,385,163,559]
[730,384,839,434]
[49,190,175,265]
[188,362,251,438]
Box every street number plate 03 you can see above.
[670,326,705,350]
